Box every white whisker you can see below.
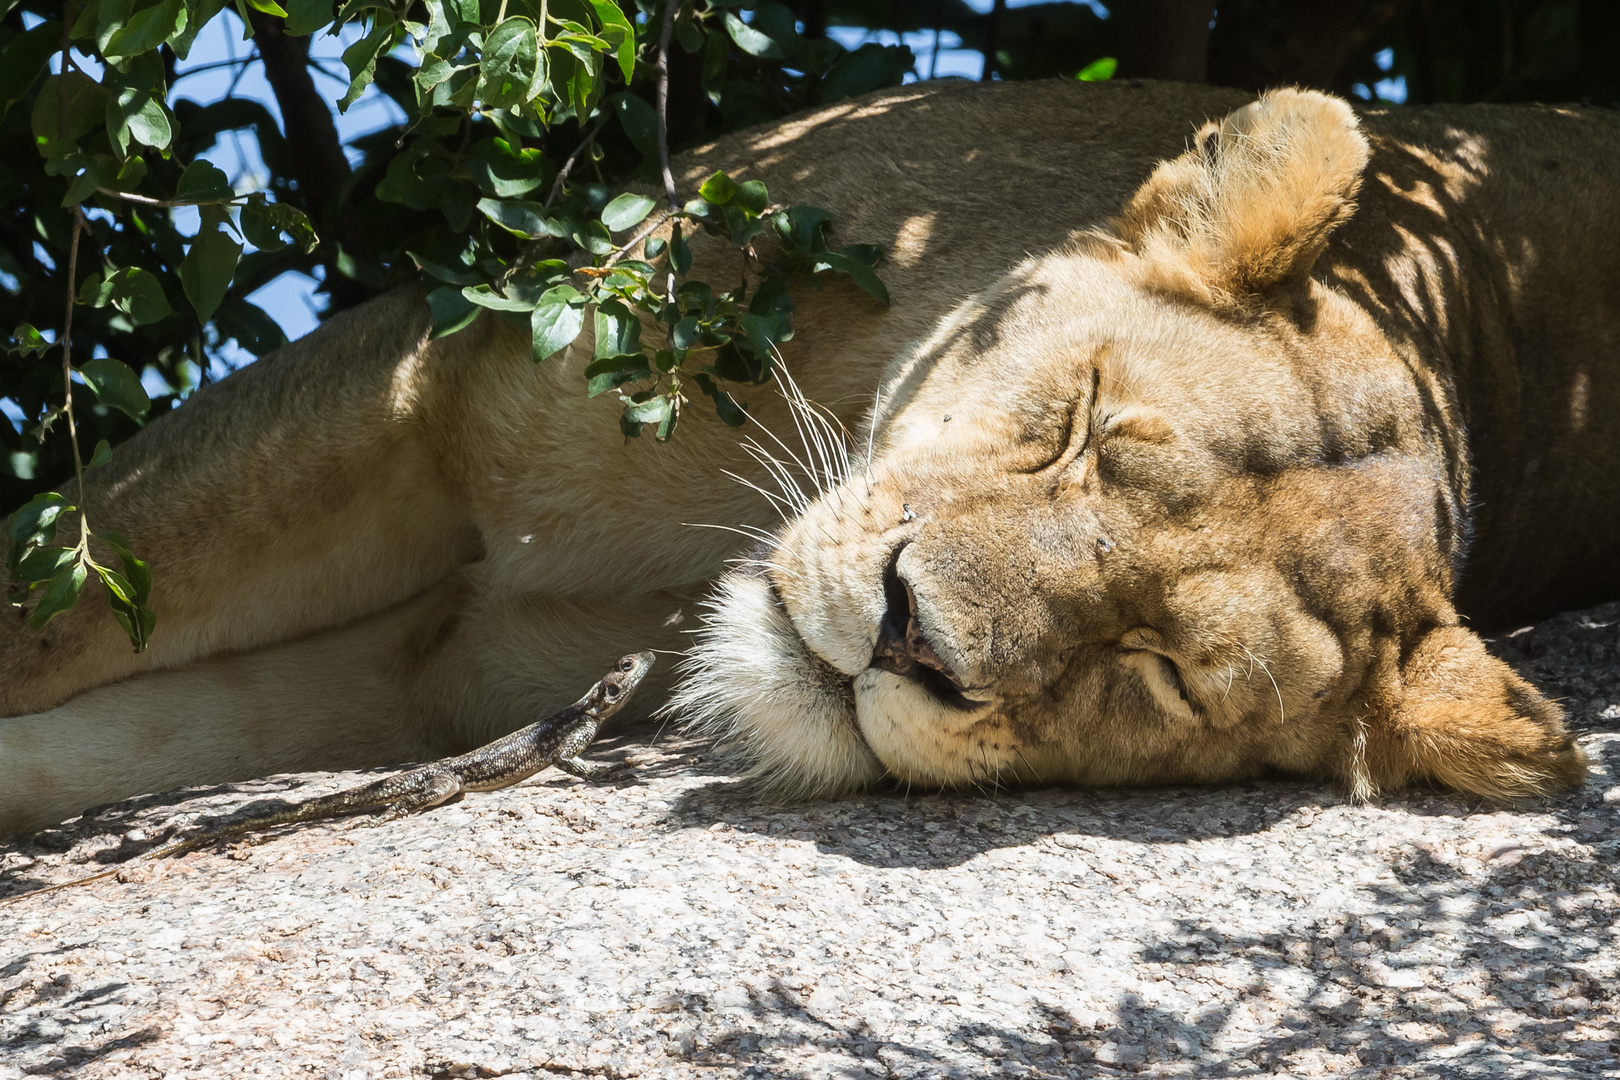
[681,521,780,547]
[720,469,796,522]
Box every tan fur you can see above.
[3,81,1613,834]
[1114,88,1371,309]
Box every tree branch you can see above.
[545,115,609,211]
[248,11,375,310]
[61,210,87,537]
[655,1,680,208]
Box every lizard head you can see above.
[597,651,657,716]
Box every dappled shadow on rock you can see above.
[666,740,1614,873]
[668,777,1336,869]
[653,743,1618,1078]
[1487,601,1620,736]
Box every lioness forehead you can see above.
[877,251,1421,479]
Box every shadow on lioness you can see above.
[3,80,1617,836]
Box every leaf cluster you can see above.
[1,0,910,646]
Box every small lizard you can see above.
[2,651,655,903]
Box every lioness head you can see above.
[674,89,1586,802]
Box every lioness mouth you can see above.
[870,544,986,712]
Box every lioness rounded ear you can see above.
[1357,626,1587,801]
[1112,88,1370,311]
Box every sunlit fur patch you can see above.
[667,569,883,798]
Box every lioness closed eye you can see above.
[3,81,1612,834]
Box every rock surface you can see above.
[3,605,1619,1079]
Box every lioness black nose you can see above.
[871,546,983,709]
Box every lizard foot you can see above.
[370,770,465,823]
[556,757,634,783]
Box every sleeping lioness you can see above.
[2,81,1615,835]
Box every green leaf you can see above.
[10,324,52,358]
[32,73,107,163]
[724,11,783,58]
[214,297,290,356]
[468,136,547,197]
[601,192,656,232]
[172,0,229,58]
[94,562,136,605]
[772,203,834,254]
[79,358,152,420]
[410,251,481,286]
[13,545,76,587]
[174,159,235,202]
[737,311,783,360]
[608,92,657,155]
[480,17,541,109]
[468,157,547,198]
[812,249,890,306]
[586,0,636,81]
[668,223,691,275]
[29,558,87,629]
[246,0,288,14]
[701,24,727,99]
[671,315,701,351]
[1075,56,1117,82]
[820,42,913,103]
[241,196,318,253]
[476,198,565,238]
[89,267,174,325]
[462,284,537,313]
[623,395,671,425]
[594,300,642,360]
[427,286,480,338]
[675,14,703,54]
[734,180,768,215]
[584,353,651,379]
[104,0,187,61]
[712,389,747,427]
[108,154,148,191]
[87,439,114,468]
[108,87,174,157]
[340,20,396,112]
[59,155,101,207]
[0,21,63,121]
[587,366,653,397]
[655,403,678,441]
[698,170,739,206]
[7,492,71,568]
[570,219,615,256]
[101,530,153,601]
[180,209,243,323]
[283,0,331,35]
[531,285,586,361]
[98,530,155,652]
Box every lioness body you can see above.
[2,80,1613,833]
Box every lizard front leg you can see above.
[555,756,631,782]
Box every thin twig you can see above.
[61,209,89,546]
[655,1,679,208]
[601,208,676,269]
[94,187,236,209]
[56,15,91,547]
[171,55,257,81]
[544,114,609,211]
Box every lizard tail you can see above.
[0,785,384,904]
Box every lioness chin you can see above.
[2,81,1613,835]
